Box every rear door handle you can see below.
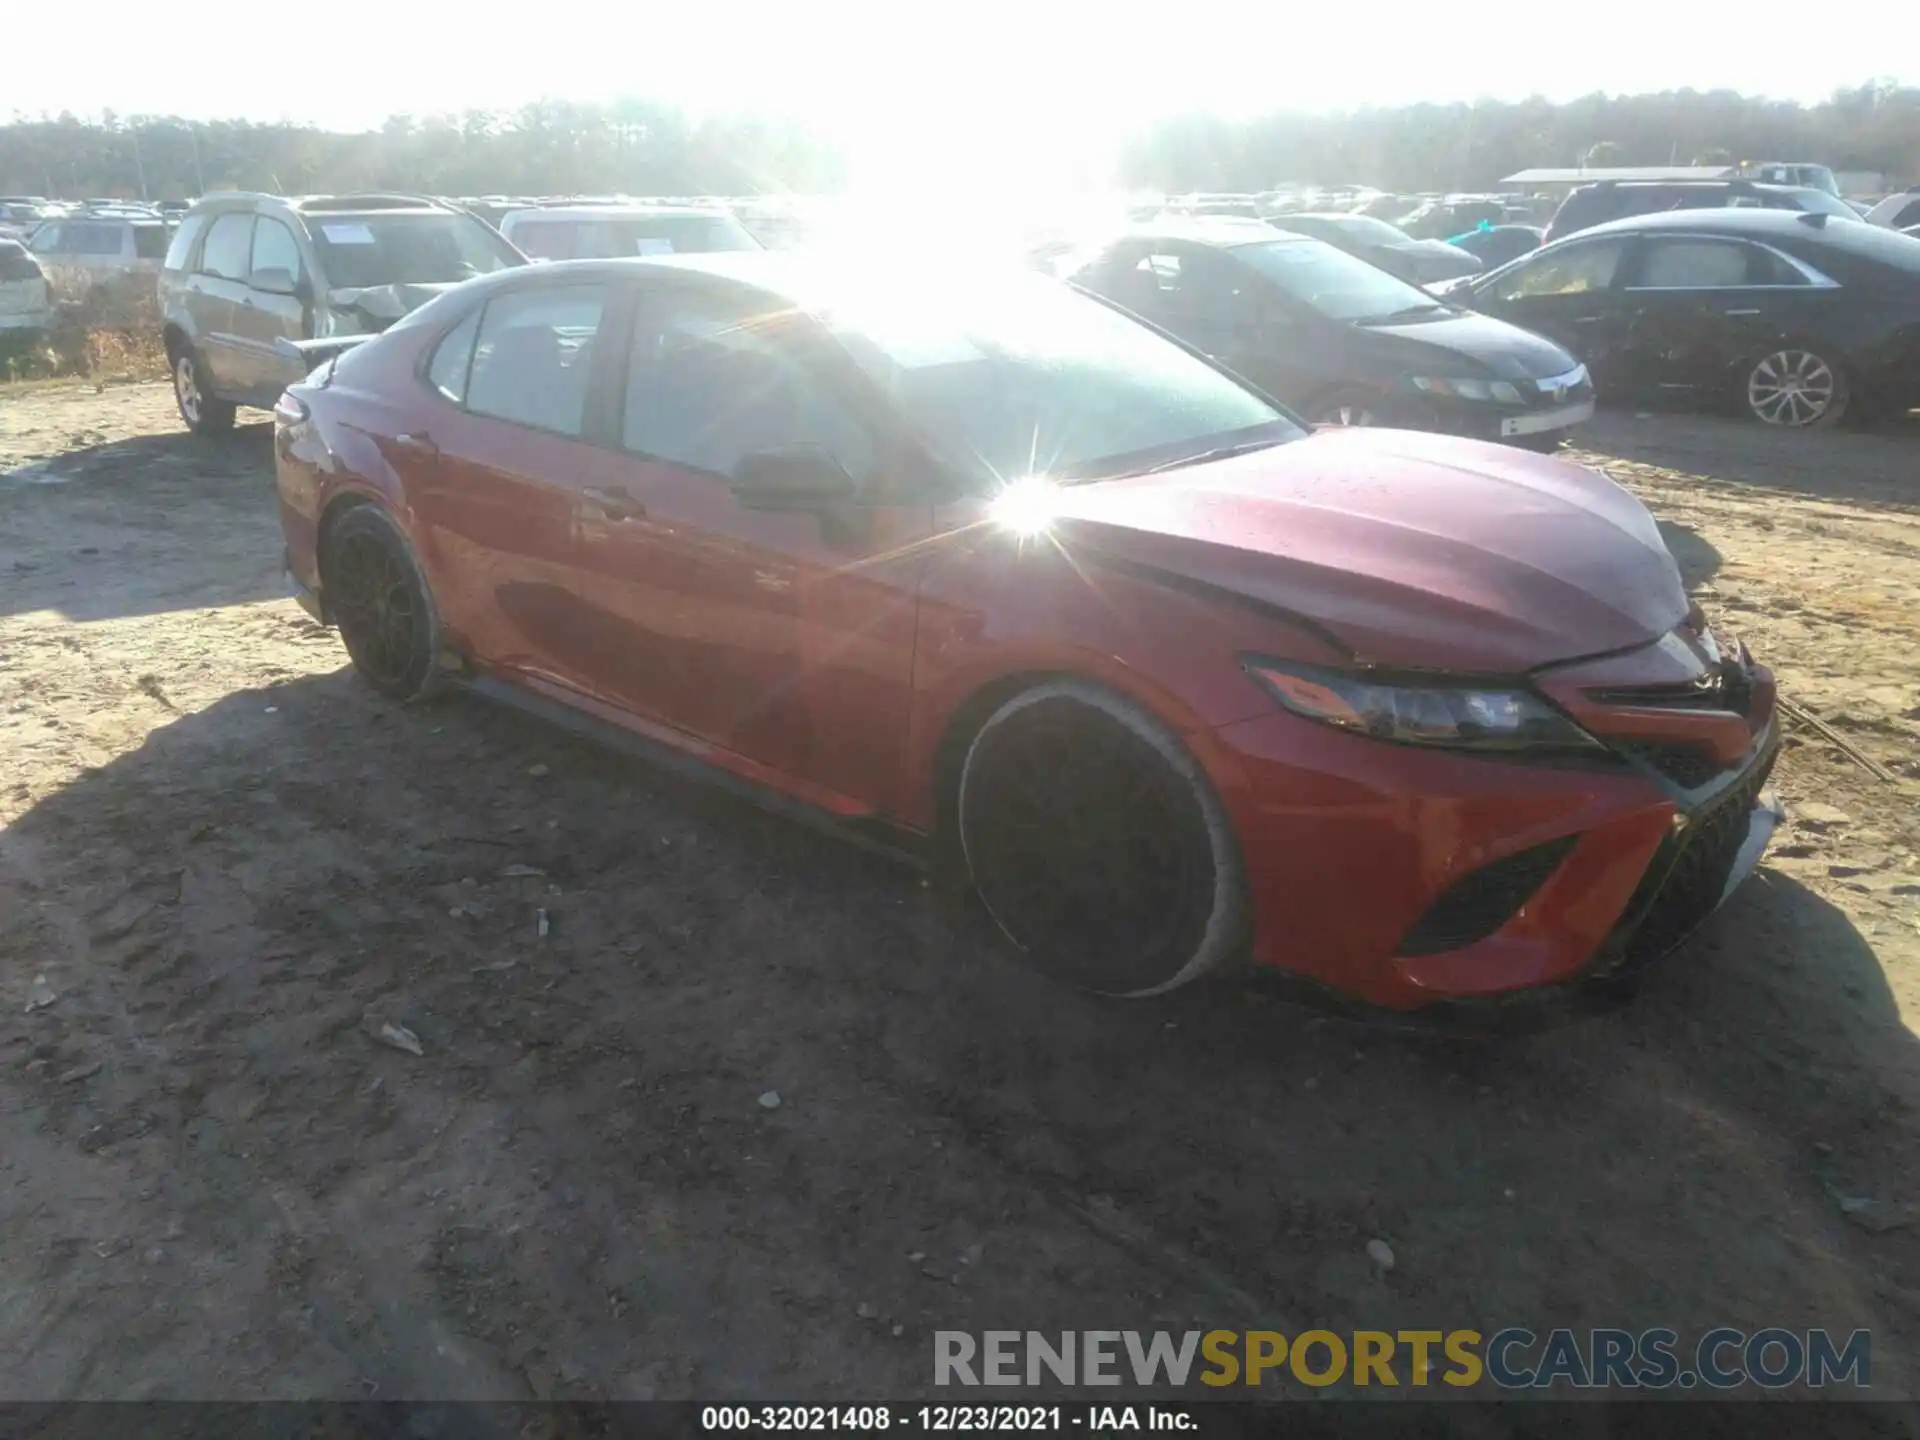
[582,485,645,519]
[393,431,437,458]
[1572,315,1603,324]
[1723,308,1762,316]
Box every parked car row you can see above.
[261,245,1788,1012]
[1436,208,1920,427]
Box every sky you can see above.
[9,0,1906,193]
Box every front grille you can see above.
[1615,740,1726,790]
[1608,746,1778,974]
[1397,836,1578,957]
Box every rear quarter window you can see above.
[425,307,483,402]
[134,225,169,260]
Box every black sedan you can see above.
[1432,208,1920,427]
[1263,212,1483,284]
[1069,220,1593,448]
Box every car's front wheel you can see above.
[321,506,445,702]
[172,348,235,436]
[957,680,1248,996]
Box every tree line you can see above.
[1118,83,1920,193]
[4,84,1918,204]
[0,101,845,201]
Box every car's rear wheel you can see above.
[172,348,235,436]
[322,506,444,702]
[957,680,1248,997]
[1744,347,1849,428]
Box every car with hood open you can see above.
[158,192,526,434]
[273,251,1780,1012]
[1065,219,1593,446]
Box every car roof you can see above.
[1119,217,1300,248]
[456,250,1056,313]
[501,204,733,223]
[1558,207,1851,242]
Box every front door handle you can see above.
[1572,315,1603,324]
[1723,308,1762,316]
[393,431,437,458]
[582,485,645,519]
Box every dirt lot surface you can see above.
[3,384,1920,1411]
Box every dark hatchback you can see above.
[1433,208,1920,427]
[1069,221,1592,447]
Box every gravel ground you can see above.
[2,384,1918,1409]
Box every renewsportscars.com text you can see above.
[934,1328,1871,1390]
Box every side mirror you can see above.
[730,445,859,512]
[250,266,301,297]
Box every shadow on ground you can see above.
[1580,407,1920,513]
[2,667,1916,1403]
[0,425,280,622]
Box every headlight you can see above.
[1243,658,1602,753]
[1410,375,1523,404]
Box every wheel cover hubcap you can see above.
[1748,350,1834,427]
[175,357,200,423]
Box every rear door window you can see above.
[464,285,605,436]
[1632,239,1753,288]
[622,290,873,486]
[133,225,169,260]
[199,214,255,280]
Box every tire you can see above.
[1742,347,1850,429]
[957,680,1249,997]
[171,346,236,436]
[1308,388,1385,427]
[321,506,445,702]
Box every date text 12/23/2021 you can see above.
[701,1407,1194,1432]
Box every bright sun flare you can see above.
[989,476,1066,537]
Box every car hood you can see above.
[325,281,461,333]
[1050,428,1687,674]
[1357,307,1576,381]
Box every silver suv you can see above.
[158,192,525,434]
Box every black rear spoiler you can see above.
[276,334,373,371]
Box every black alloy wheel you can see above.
[323,507,443,702]
[958,681,1247,996]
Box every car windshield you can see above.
[511,212,761,260]
[308,212,520,290]
[818,270,1299,486]
[1229,238,1446,322]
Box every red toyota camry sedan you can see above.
[273,253,1781,1009]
